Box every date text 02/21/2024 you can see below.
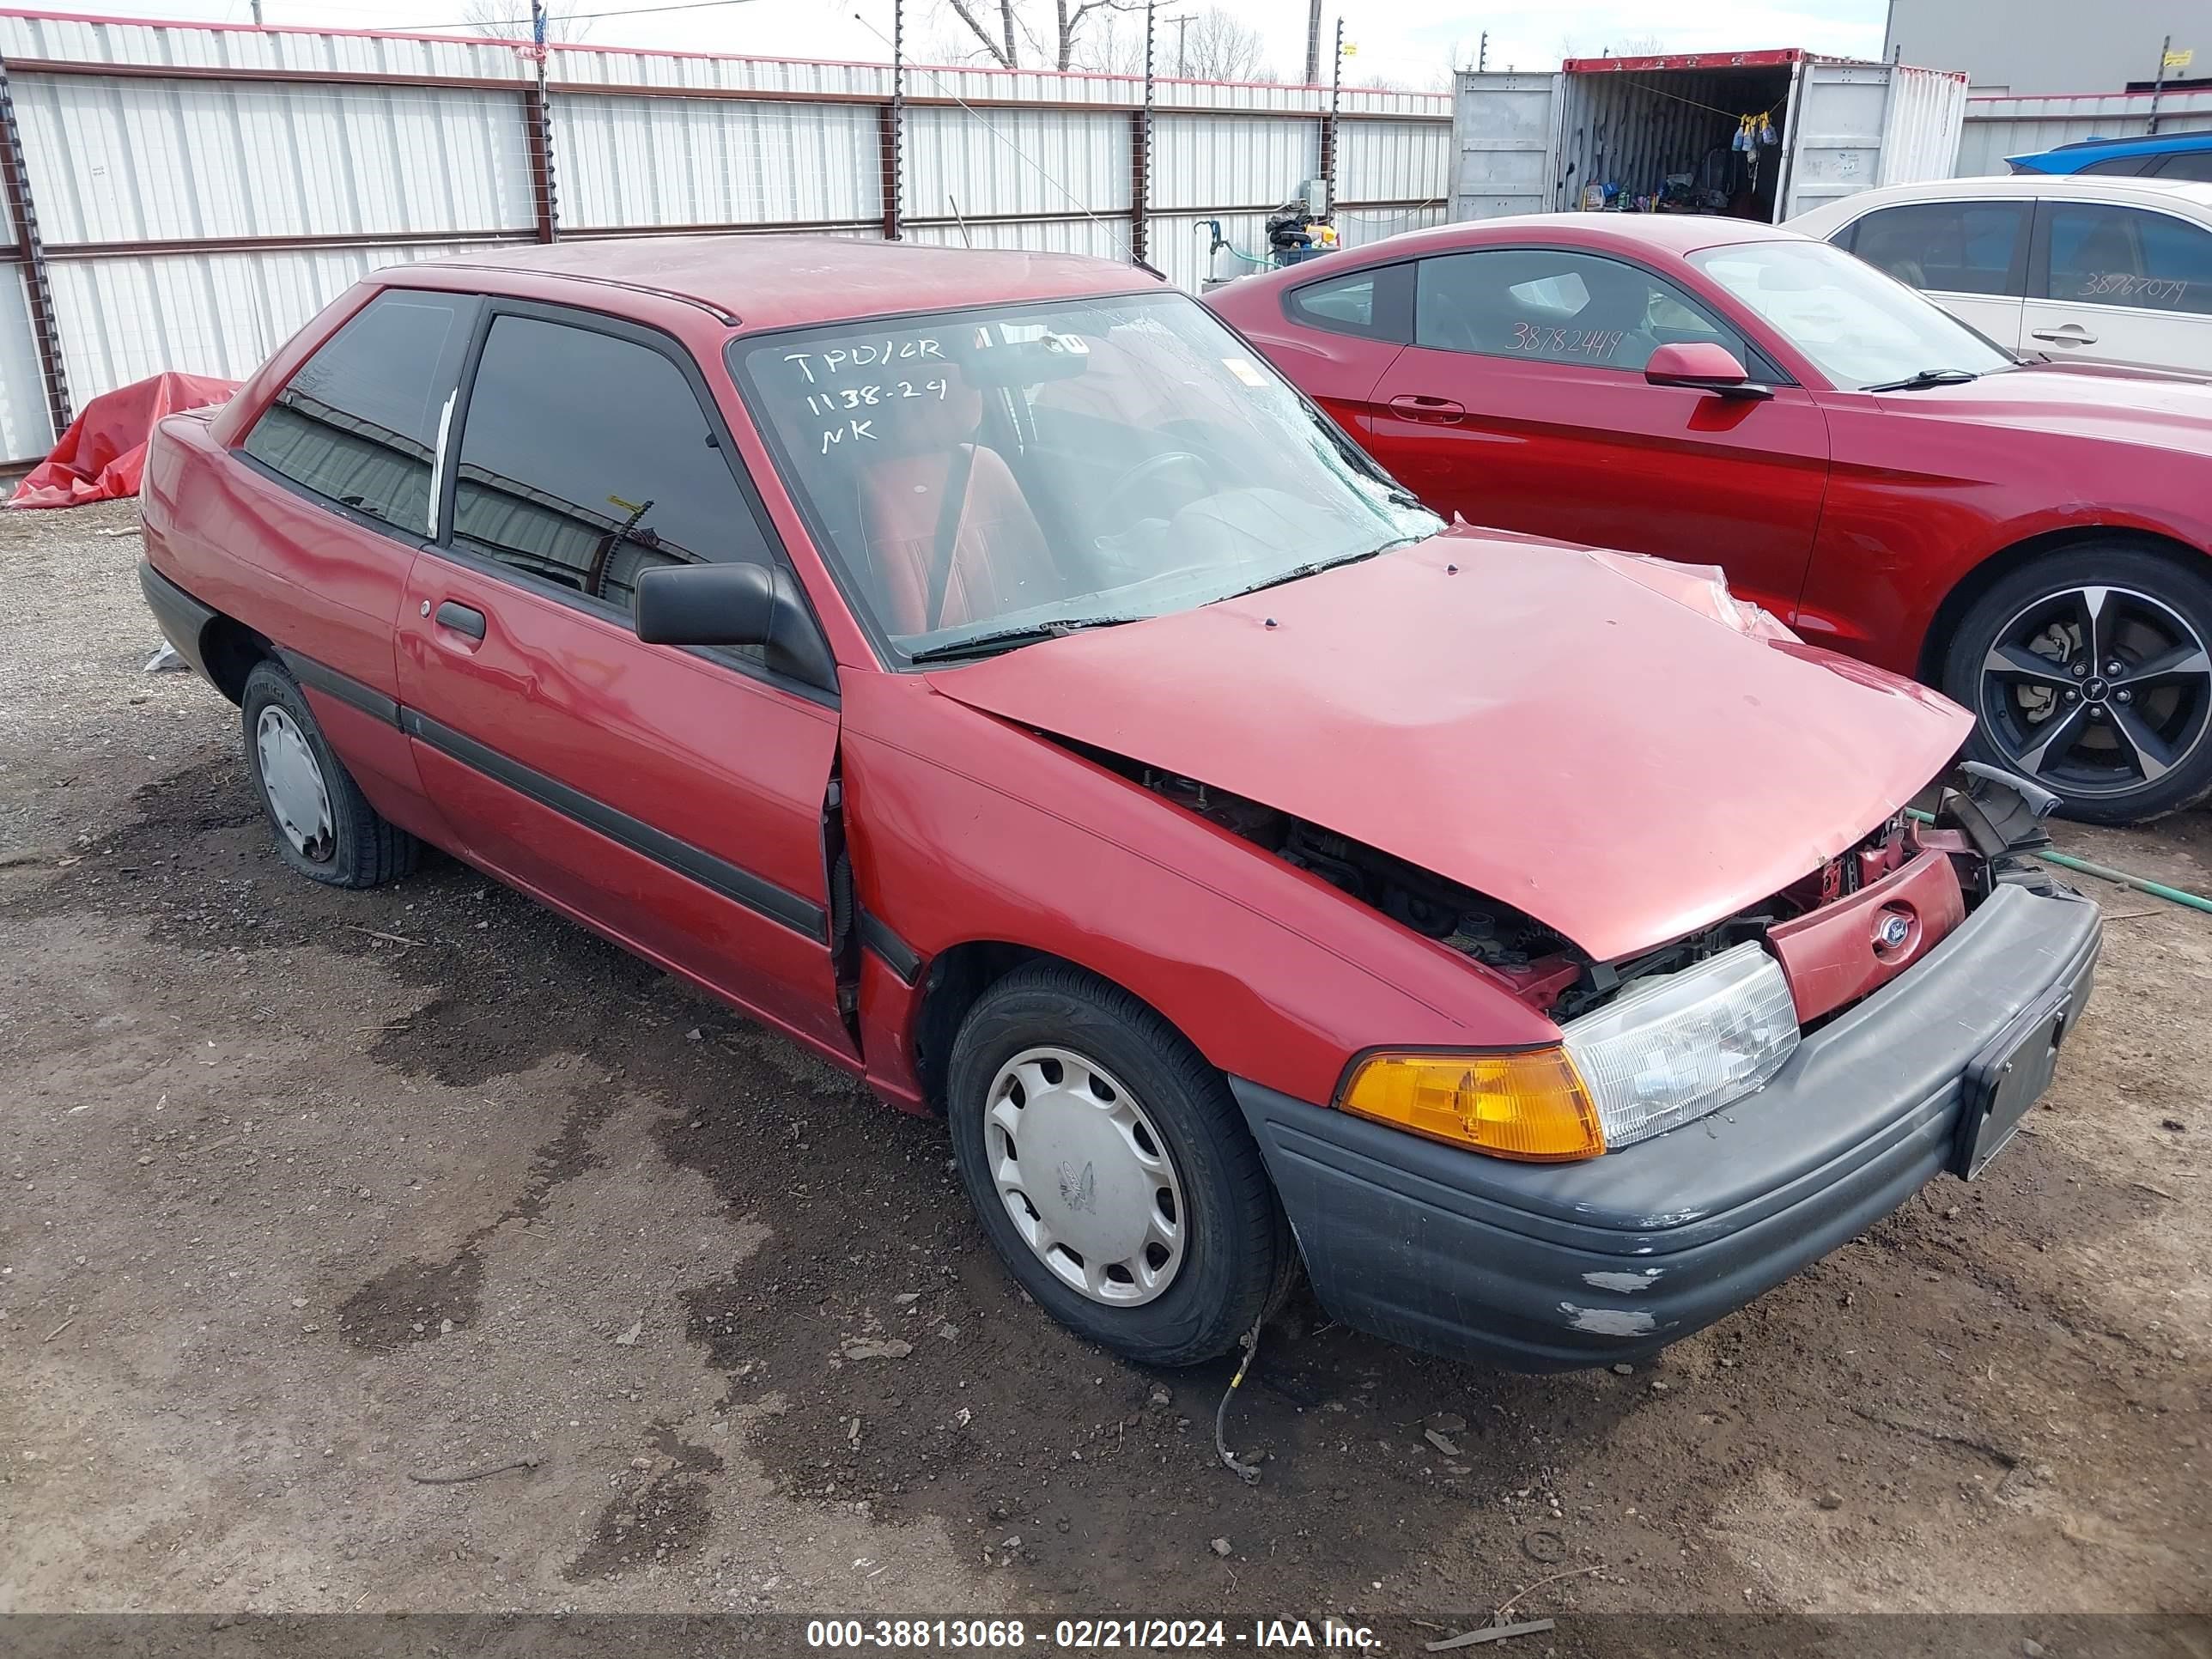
[804,1617,1382,1650]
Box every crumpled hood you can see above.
[927,528,1972,962]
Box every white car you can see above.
[1790,175,2212,377]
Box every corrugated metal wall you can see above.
[17,74,535,243]
[0,10,1449,463]
[905,105,1131,221]
[1956,89,2212,174]
[556,93,879,229]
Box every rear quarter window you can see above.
[240,290,479,536]
[1285,264,1413,341]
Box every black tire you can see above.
[945,963,1291,1367]
[1941,543,2212,825]
[240,659,420,888]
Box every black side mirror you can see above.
[633,562,837,690]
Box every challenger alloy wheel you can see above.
[1947,547,2212,824]
[1978,586,2210,799]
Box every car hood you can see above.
[1880,360,2212,454]
[925,529,1972,963]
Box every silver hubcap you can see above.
[1978,584,2212,799]
[255,705,334,860]
[986,1046,1186,1307]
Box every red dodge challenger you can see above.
[1206,215,2212,825]
[140,237,2096,1371]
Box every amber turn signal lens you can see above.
[1337,1048,1607,1162]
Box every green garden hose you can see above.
[1905,808,2212,915]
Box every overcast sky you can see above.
[100,0,1891,89]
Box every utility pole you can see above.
[1170,12,1189,77]
[2149,33,2172,133]
[250,0,264,21]
[1304,0,1322,84]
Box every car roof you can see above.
[1338,212,1809,262]
[2028,131,2212,162]
[398,234,1162,331]
[1789,172,2212,228]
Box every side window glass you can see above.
[2154,151,2212,183]
[1285,264,1411,340]
[2044,204,2212,314]
[450,315,779,654]
[2078,155,2158,176]
[1850,201,2026,296]
[1413,248,1747,373]
[242,290,477,534]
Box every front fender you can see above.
[838,672,1557,1110]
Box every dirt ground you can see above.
[1,500,2206,1646]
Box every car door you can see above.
[2024,198,2212,373]
[1367,246,1831,625]
[1833,198,2030,351]
[395,300,854,1060]
[228,287,482,850]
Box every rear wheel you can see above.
[1942,544,2212,824]
[945,963,1290,1367]
[241,660,420,888]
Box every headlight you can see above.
[1559,940,1799,1149]
[1338,942,1799,1161]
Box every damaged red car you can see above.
[139,238,2100,1371]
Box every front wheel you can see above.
[1942,544,2212,824]
[945,963,1291,1367]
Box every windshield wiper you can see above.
[1224,535,1423,601]
[1862,368,1982,392]
[906,616,1142,664]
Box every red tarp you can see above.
[10,371,240,509]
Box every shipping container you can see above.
[1450,49,1968,226]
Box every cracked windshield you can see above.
[737,290,1439,662]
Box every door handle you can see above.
[1388,393,1466,423]
[2029,325,2098,345]
[434,600,487,641]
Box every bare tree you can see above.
[936,0,1144,71]
[940,0,1022,67]
[1176,7,1269,80]
[460,0,592,42]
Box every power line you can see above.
[388,0,763,32]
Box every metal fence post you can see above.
[0,55,69,440]
[1133,0,1154,266]
[526,1,559,240]
[880,0,903,240]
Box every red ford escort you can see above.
[139,237,2099,1370]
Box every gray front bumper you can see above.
[1231,882,2102,1371]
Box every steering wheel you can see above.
[1109,449,1209,506]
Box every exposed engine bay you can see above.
[1118,757,2057,1023]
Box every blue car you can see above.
[2008,131,2212,182]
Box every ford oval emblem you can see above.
[1875,911,1913,951]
